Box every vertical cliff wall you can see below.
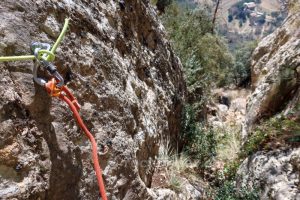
[0,0,185,199]
[243,13,300,138]
[238,10,299,200]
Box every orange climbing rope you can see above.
[45,78,108,200]
[0,18,108,198]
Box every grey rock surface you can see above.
[236,148,300,200]
[152,179,204,200]
[242,13,300,139]
[0,0,185,199]
[238,11,300,200]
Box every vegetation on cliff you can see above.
[160,0,256,167]
[157,0,299,199]
[161,3,231,176]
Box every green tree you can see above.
[162,4,233,102]
[162,3,233,170]
[230,41,257,87]
[181,104,216,170]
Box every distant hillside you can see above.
[222,0,287,37]
[189,0,288,49]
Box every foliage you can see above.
[228,0,250,24]
[171,154,191,173]
[215,126,241,163]
[213,114,299,199]
[168,175,183,192]
[162,4,231,171]
[158,140,199,191]
[162,3,233,103]
[271,11,280,18]
[240,116,300,157]
[222,160,241,181]
[181,104,217,169]
[216,109,300,195]
[229,41,257,87]
[164,153,200,192]
[256,14,266,25]
[228,14,233,22]
[210,126,243,186]
[215,181,260,200]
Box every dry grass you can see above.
[215,126,241,162]
[158,138,174,160]
[152,139,199,191]
[168,174,183,192]
[170,154,190,173]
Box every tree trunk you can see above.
[212,0,221,34]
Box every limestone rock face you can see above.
[152,180,204,200]
[236,148,300,200]
[0,0,185,199]
[243,14,300,138]
[238,12,300,200]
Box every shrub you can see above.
[229,41,257,87]
[271,11,280,18]
[161,3,233,102]
[229,0,258,24]
[223,160,241,181]
[171,154,191,174]
[168,175,182,192]
[181,104,217,170]
[240,116,300,157]
[215,181,260,200]
[157,140,199,191]
[215,126,241,163]
[257,14,266,25]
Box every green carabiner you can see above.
[38,49,55,62]
[0,18,70,63]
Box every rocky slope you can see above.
[209,88,250,129]
[238,11,300,200]
[0,0,185,199]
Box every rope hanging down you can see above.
[0,18,108,200]
[46,79,108,200]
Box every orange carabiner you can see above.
[45,78,61,97]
